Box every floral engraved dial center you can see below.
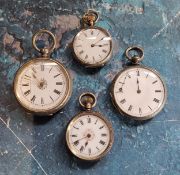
[84,129,95,141]
[14,59,71,114]
[66,112,114,160]
[38,78,47,90]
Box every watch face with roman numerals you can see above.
[73,27,112,67]
[14,58,72,115]
[111,66,167,120]
[66,112,114,160]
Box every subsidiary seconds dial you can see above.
[111,66,167,120]
[73,27,112,67]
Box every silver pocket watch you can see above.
[111,46,167,120]
[72,9,113,68]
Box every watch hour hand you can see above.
[32,73,37,79]
[85,141,88,147]
[32,73,43,88]
[32,73,41,82]
[137,78,141,94]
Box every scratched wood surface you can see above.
[0,0,180,175]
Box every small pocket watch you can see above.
[111,46,167,120]
[66,92,114,161]
[13,29,72,115]
[72,9,113,68]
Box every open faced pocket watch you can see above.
[111,46,167,120]
[72,9,113,68]
[13,29,72,116]
[66,92,114,161]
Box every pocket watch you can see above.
[13,29,72,115]
[111,46,167,120]
[72,9,113,68]
[66,92,114,161]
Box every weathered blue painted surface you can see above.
[0,0,180,175]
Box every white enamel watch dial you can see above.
[66,112,114,160]
[73,27,112,67]
[111,66,167,120]
[14,59,72,115]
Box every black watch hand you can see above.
[91,37,105,47]
[92,44,108,47]
[85,141,88,147]
[137,78,141,94]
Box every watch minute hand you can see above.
[93,43,108,47]
[76,136,88,142]
[91,37,105,46]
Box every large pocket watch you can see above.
[66,92,114,161]
[111,46,167,120]
[13,30,72,115]
[72,9,113,68]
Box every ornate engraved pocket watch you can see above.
[13,30,72,115]
[66,92,114,161]
[72,9,113,68]
[111,46,167,120]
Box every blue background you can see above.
[0,0,179,175]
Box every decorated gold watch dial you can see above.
[14,59,71,114]
[73,27,112,66]
[66,112,113,160]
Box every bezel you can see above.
[13,58,72,116]
[66,111,114,161]
[110,65,167,120]
[72,26,113,68]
